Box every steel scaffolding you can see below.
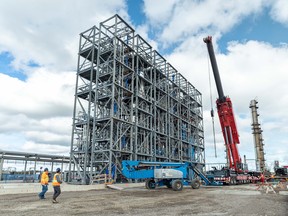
[69,15,204,184]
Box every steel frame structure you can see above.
[69,15,204,184]
[0,150,70,181]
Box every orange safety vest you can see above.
[52,173,61,186]
[40,172,49,185]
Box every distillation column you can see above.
[249,99,265,172]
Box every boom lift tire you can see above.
[172,179,183,191]
[145,179,156,189]
[163,179,172,188]
[191,179,201,189]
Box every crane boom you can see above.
[203,36,226,102]
[204,36,243,173]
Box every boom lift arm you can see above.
[204,36,243,173]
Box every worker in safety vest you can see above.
[38,167,49,199]
[52,168,63,203]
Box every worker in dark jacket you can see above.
[38,168,49,199]
[52,168,63,203]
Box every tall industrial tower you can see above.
[69,15,205,184]
[250,99,265,172]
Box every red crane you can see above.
[204,36,243,173]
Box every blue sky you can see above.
[219,8,288,52]
[0,0,288,171]
[127,0,145,26]
[0,52,26,80]
[126,1,288,54]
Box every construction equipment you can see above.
[122,160,221,191]
[204,36,252,184]
[269,161,288,182]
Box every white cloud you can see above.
[270,0,288,25]
[143,0,266,45]
[0,69,75,118]
[0,0,127,155]
[0,69,74,153]
[0,133,26,151]
[0,0,127,71]
[143,0,178,26]
[22,141,70,155]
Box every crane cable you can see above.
[207,52,217,158]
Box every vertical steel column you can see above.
[69,33,82,182]
[33,160,37,179]
[23,158,27,182]
[0,157,3,181]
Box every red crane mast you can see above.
[204,36,243,173]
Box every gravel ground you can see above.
[0,184,287,216]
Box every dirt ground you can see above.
[1,184,287,216]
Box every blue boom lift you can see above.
[122,160,222,191]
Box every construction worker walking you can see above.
[38,167,49,199]
[52,168,62,203]
[260,173,265,184]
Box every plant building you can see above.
[69,15,204,184]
